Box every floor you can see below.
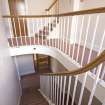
[20,87,49,105]
[20,74,75,105]
[20,74,49,105]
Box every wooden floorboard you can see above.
[20,87,49,105]
[20,74,49,105]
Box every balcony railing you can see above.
[2,7,105,105]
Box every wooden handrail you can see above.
[41,50,105,76]
[45,0,58,11]
[3,7,105,18]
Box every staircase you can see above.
[2,1,105,105]
[40,51,105,105]
[36,54,51,73]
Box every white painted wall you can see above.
[0,2,21,105]
[79,0,105,10]
[59,0,74,13]
[14,54,35,76]
[51,57,66,73]
[25,0,54,15]
[1,0,10,15]
[1,0,12,38]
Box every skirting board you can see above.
[38,89,55,105]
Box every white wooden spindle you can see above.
[76,16,84,61]
[72,16,78,59]
[48,17,51,46]
[44,18,46,45]
[55,17,57,48]
[48,76,50,100]
[50,76,53,102]
[59,18,62,50]
[60,18,63,50]
[59,76,63,105]
[46,76,49,97]
[48,76,50,99]
[78,72,87,105]
[45,76,48,96]
[45,17,48,46]
[71,76,78,105]
[28,18,31,45]
[65,17,68,52]
[40,18,43,45]
[57,76,60,105]
[13,18,18,47]
[8,18,14,47]
[53,76,55,102]
[32,18,35,45]
[68,38,71,56]
[18,17,23,46]
[62,17,65,51]
[58,17,60,49]
[23,18,27,45]
[63,17,66,52]
[88,64,103,105]
[65,16,70,54]
[66,76,71,105]
[37,19,40,45]
[55,76,57,104]
[54,18,56,48]
[52,18,54,47]
[62,76,67,105]
[68,16,72,56]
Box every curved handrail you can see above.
[45,0,58,11]
[3,7,105,18]
[41,50,105,76]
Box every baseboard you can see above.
[38,89,55,105]
[21,72,37,78]
[17,94,21,105]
